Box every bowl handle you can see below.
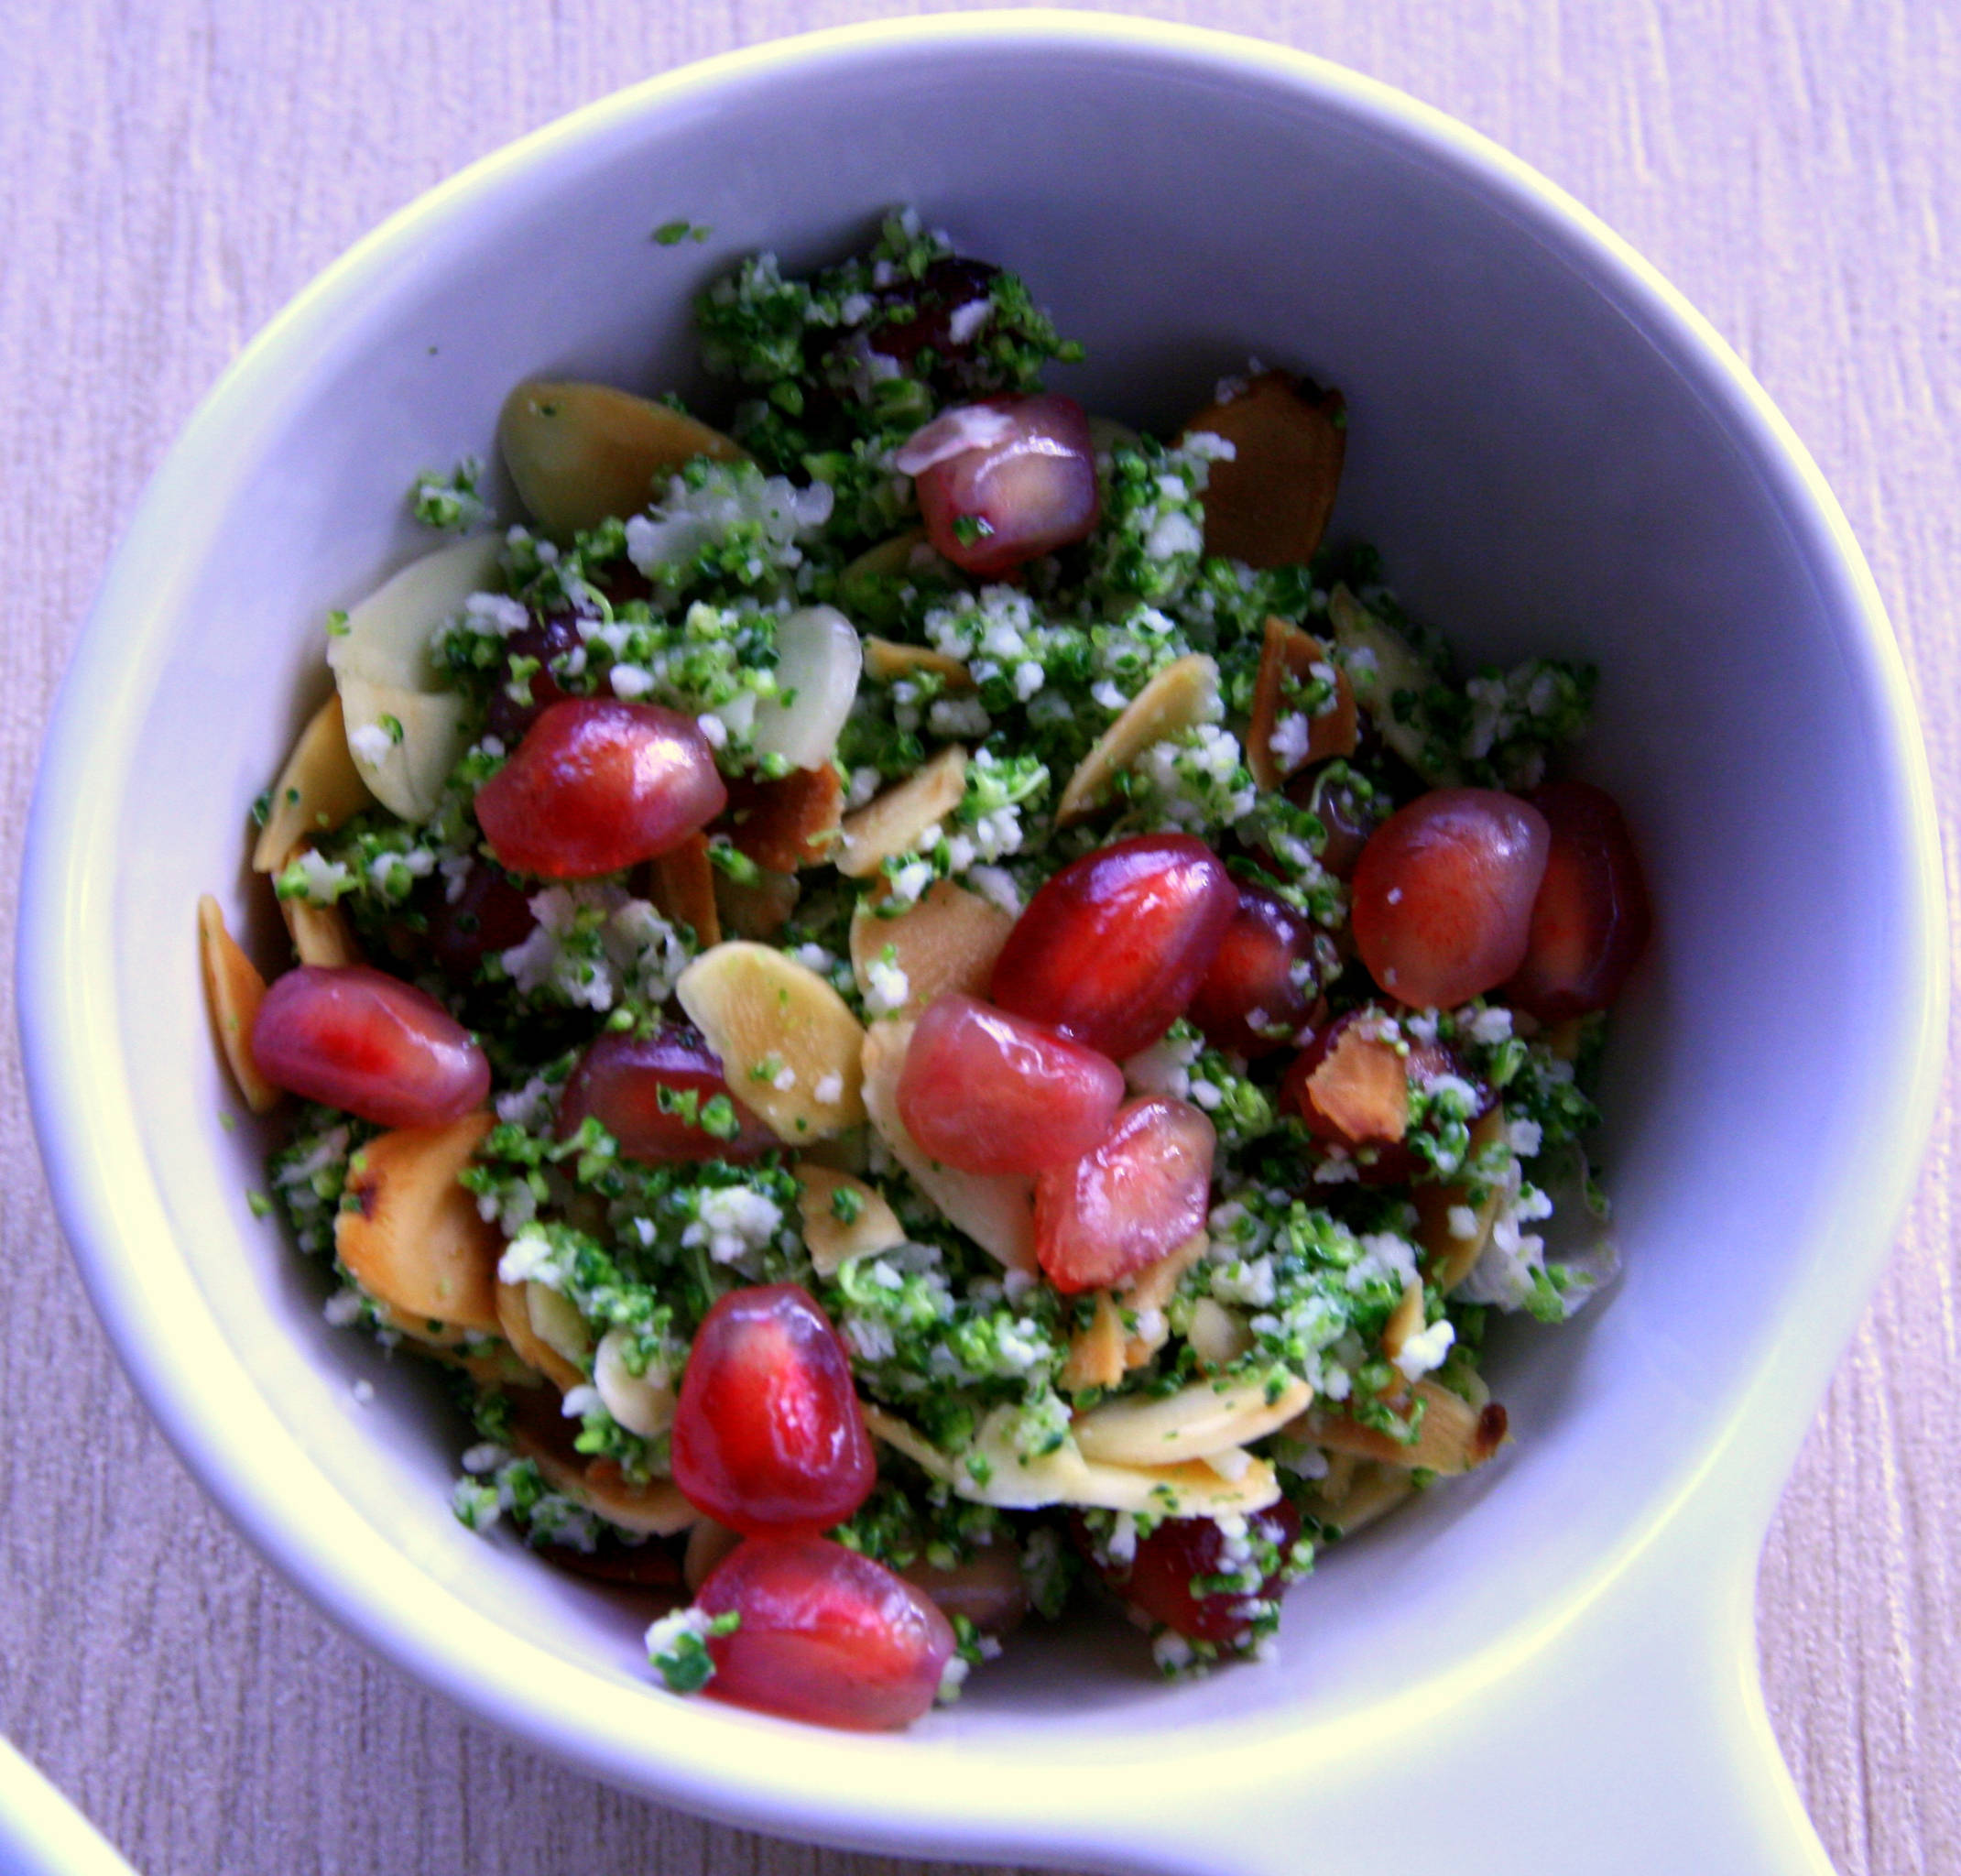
[1148,1537,1832,1876]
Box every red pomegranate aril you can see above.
[695,1535,956,1730]
[1034,1096,1216,1293]
[671,1284,876,1537]
[991,834,1237,1061]
[1350,788,1550,1009]
[1083,1501,1302,1649]
[251,964,489,1128]
[558,1027,774,1162]
[898,993,1125,1175]
[1185,884,1320,1059]
[869,257,1000,376]
[1504,780,1652,1022]
[424,862,537,981]
[475,699,727,880]
[904,393,1100,577]
[484,609,583,746]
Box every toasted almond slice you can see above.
[713,863,798,941]
[252,694,377,872]
[848,880,1013,1021]
[796,1163,906,1275]
[861,1020,1035,1271]
[676,941,866,1140]
[498,378,744,535]
[863,638,975,691]
[1183,371,1346,568]
[496,1281,584,1391]
[1187,1298,1252,1368]
[337,1112,502,1333]
[1382,1279,1426,1364]
[560,1457,696,1537]
[1055,654,1219,826]
[1304,1380,1509,1477]
[1060,1292,1128,1394]
[1305,1021,1409,1143]
[197,896,281,1114]
[836,746,968,878]
[683,1517,743,1592]
[717,765,844,873]
[1413,1106,1509,1291]
[274,849,364,967]
[1247,616,1357,791]
[594,1325,676,1439]
[1327,584,1460,783]
[647,833,720,948]
[1116,1228,1208,1368]
[1308,1459,1414,1536]
[1073,1375,1313,1467]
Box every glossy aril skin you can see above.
[424,861,537,982]
[897,993,1125,1174]
[671,1284,876,1537]
[868,257,1000,380]
[251,964,489,1128]
[991,834,1238,1060]
[483,610,582,746]
[695,1534,956,1730]
[1350,788,1550,1008]
[558,1026,774,1162]
[1085,1500,1302,1648]
[1033,1096,1216,1293]
[910,393,1100,577]
[1502,780,1651,1022]
[1185,883,1320,1058]
[474,698,727,879]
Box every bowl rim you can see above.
[18,9,1947,1863]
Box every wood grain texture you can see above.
[2,2,1956,1872]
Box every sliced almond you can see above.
[1116,1229,1208,1368]
[1382,1278,1426,1364]
[796,1163,906,1276]
[197,896,280,1114]
[1060,1292,1128,1394]
[594,1325,676,1440]
[1073,1375,1313,1467]
[1413,1106,1509,1292]
[337,1112,502,1333]
[848,880,1013,1021]
[1327,584,1460,783]
[1186,1298,1252,1368]
[1183,371,1346,568]
[1247,616,1357,791]
[1055,654,1219,826]
[676,941,866,1140]
[863,638,975,691]
[861,1020,1035,1271]
[498,378,744,535]
[836,746,967,878]
[647,833,721,948]
[496,1281,584,1391]
[713,863,798,940]
[1304,1380,1509,1477]
[560,1458,696,1537]
[275,849,364,967]
[751,606,863,771]
[1305,1022,1408,1143]
[1307,1459,1414,1536]
[252,694,376,871]
[717,765,844,873]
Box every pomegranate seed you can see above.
[868,257,1000,379]
[902,393,1099,577]
[1078,1500,1301,1649]
[474,699,727,880]
[1350,788,1550,1008]
[424,861,537,982]
[671,1284,876,1537]
[251,964,489,1128]
[1287,765,1383,881]
[484,609,583,746]
[990,834,1237,1061]
[558,1027,774,1162]
[1503,780,1651,1021]
[1185,884,1321,1058]
[897,993,1125,1175]
[695,1534,956,1730]
[1034,1096,1215,1293]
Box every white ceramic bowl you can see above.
[20,15,1945,1874]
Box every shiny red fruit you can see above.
[991,834,1237,1061]
[1185,884,1321,1058]
[695,1535,956,1730]
[903,393,1099,577]
[897,993,1125,1174]
[251,964,489,1128]
[1033,1096,1216,1293]
[424,861,537,981]
[1350,788,1550,1008]
[1503,780,1651,1021]
[558,1027,774,1162]
[1084,1500,1302,1648]
[474,698,727,880]
[671,1284,876,1537]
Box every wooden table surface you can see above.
[3,3,1956,1871]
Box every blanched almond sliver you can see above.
[1308,1460,1414,1536]
[647,832,721,948]
[197,896,281,1114]
[594,1325,676,1439]
[863,637,976,690]
[676,941,866,1140]
[848,880,1013,1021]
[1247,616,1357,791]
[1412,1106,1508,1292]
[252,693,377,872]
[1072,1375,1313,1467]
[1116,1228,1208,1369]
[796,1163,906,1276]
[274,849,365,967]
[1060,1292,1128,1394]
[496,1280,583,1392]
[836,746,968,878]
[1381,1278,1426,1363]
[1302,1380,1509,1477]
[1306,1023,1409,1143]
[1055,654,1219,825]
[1186,1298,1252,1368]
